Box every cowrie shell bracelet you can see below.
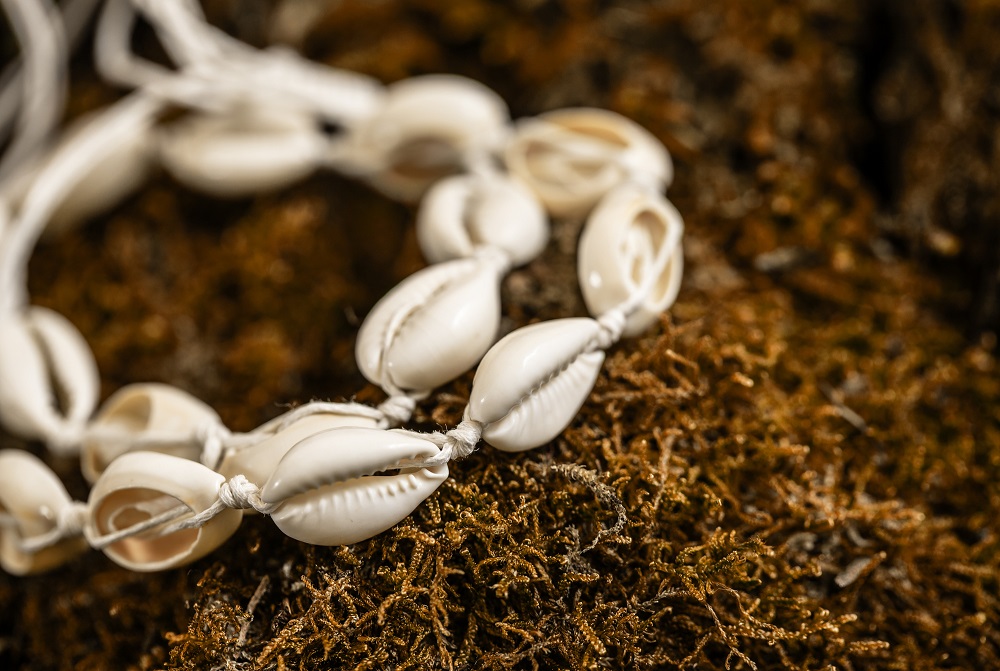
[0,0,685,574]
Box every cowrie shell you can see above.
[578,182,684,336]
[0,450,88,575]
[416,173,548,267]
[81,383,222,483]
[159,105,324,197]
[0,107,154,236]
[0,307,99,445]
[466,318,605,452]
[261,427,448,546]
[86,451,243,572]
[217,410,379,489]
[505,108,672,218]
[49,109,154,233]
[352,75,510,201]
[356,256,504,393]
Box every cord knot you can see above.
[218,475,278,515]
[445,419,483,459]
[197,421,232,469]
[423,419,483,467]
[57,501,89,537]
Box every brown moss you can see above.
[2,1,999,669]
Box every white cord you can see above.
[0,0,100,147]
[0,0,67,183]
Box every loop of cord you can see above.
[0,0,67,182]
[197,421,232,469]
[376,395,416,428]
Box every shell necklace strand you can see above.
[0,0,684,574]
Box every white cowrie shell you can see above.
[416,173,548,267]
[81,383,222,484]
[158,105,325,197]
[86,451,243,572]
[0,108,154,236]
[352,75,510,200]
[48,109,154,233]
[578,182,685,336]
[505,108,672,218]
[261,427,448,546]
[217,411,379,488]
[356,256,505,393]
[0,450,88,575]
[466,318,605,452]
[0,307,99,445]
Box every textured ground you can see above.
[1,1,999,669]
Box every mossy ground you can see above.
[1,1,999,669]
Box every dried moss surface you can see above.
[2,1,999,669]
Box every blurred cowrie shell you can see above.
[86,451,243,572]
[261,427,448,546]
[0,108,155,236]
[505,108,672,218]
[578,182,684,336]
[159,105,325,197]
[356,255,505,393]
[0,307,99,446]
[81,383,222,484]
[217,411,379,489]
[0,450,88,575]
[352,75,510,201]
[416,173,548,266]
[466,318,605,452]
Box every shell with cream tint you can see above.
[505,108,672,218]
[578,182,685,336]
[349,75,510,201]
[0,107,154,235]
[158,105,325,197]
[217,411,379,489]
[466,318,606,452]
[0,307,99,446]
[416,173,548,267]
[261,427,448,546]
[86,451,243,572]
[81,383,222,483]
[355,255,506,393]
[0,450,88,575]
